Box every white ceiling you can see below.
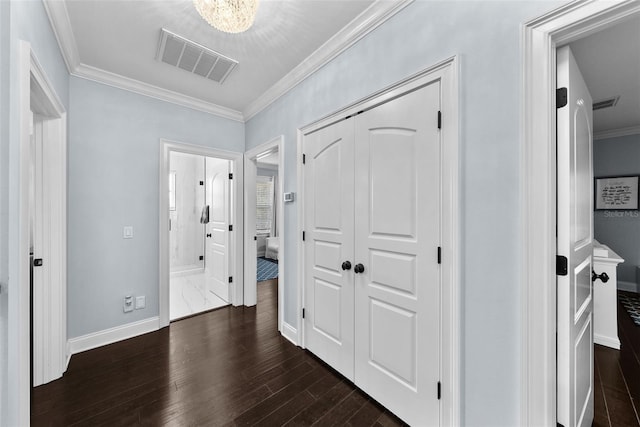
[569,16,640,136]
[54,0,395,120]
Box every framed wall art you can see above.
[595,176,639,210]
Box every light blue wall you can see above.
[2,0,70,424]
[245,1,565,424]
[67,77,244,338]
[0,1,9,423]
[594,134,640,287]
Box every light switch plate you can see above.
[123,226,134,239]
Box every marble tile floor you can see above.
[170,271,228,320]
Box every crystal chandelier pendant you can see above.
[193,0,259,34]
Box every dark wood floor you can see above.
[31,279,406,426]
[594,291,640,427]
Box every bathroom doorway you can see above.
[168,152,231,320]
[159,140,244,327]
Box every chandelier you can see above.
[193,0,259,34]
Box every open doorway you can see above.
[168,152,231,320]
[521,3,640,426]
[564,17,640,426]
[244,136,285,337]
[159,140,244,328]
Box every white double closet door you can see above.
[304,81,442,426]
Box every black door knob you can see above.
[592,270,609,283]
[206,233,212,238]
[354,263,365,274]
[341,261,352,271]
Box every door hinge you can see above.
[254,236,257,241]
[302,308,305,319]
[302,154,306,164]
[199,181,204,186]
[229,276,233,283]
[556,87,568,108]
[437,111,442,129]
[229,173,233,180]
[199,255,204,261]
[437,247,442,264]
[437,381,441,400]
[229,225,233,231]
[556,255,568,276]
[302,231,306,241]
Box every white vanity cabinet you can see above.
[593,240,624,349]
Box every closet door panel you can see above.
[354,81,441,426]
[303,119,355,380]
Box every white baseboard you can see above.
[68,316,160,356]
[281,322,298,346]
[618,280,639,293]
[594,333,620,350]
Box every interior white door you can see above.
[304,118,355,380]
[556,45,594,427]
[205,158,230,302]
[353,82,441,426]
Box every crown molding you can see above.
[242,0,414,121]
[43,0,80,73]
[594,125,640,140]
[73,63,244,121]
[43,0,243,122]
[43,0,413,123]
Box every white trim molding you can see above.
[594,125,640,140]
[158,140,245,328]
[297,56,459,426]
[42,0,80,72]
[74,64,244,121]
[243,0,414,120]
[281,322,298,346]
[68,317,160,355]
[521,2,640,426]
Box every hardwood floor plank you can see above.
[285,380,353,425]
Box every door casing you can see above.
[159,140,244,327]
[297,56,459,426]
[14,41,68,424]
[521,1,640,425]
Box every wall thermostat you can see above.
[283,192,295,203]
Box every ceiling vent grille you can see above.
[156,28,238,84]
[593,96,620,111]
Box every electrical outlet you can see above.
[135,295,146,310]
[123,226,134,239]
[123,295,134,313]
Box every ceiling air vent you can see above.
[593,96,620,111]
[156,28,238,84]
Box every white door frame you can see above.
[159,139,244,327]
[244,136,285,333]
[297,56,459,426]
[521,1,640,425]
[15,40,68,424]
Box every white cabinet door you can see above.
[354,82,441,426]
[303,118,355,380]
[205,158,230,302]
[557,45,594,427]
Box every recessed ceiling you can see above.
[60,0,379,116]
[569,16,640,136]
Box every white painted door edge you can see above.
[297,56,459,426]
[244,136,285,338]
[159,140,244,328]
[521,2,640,425]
